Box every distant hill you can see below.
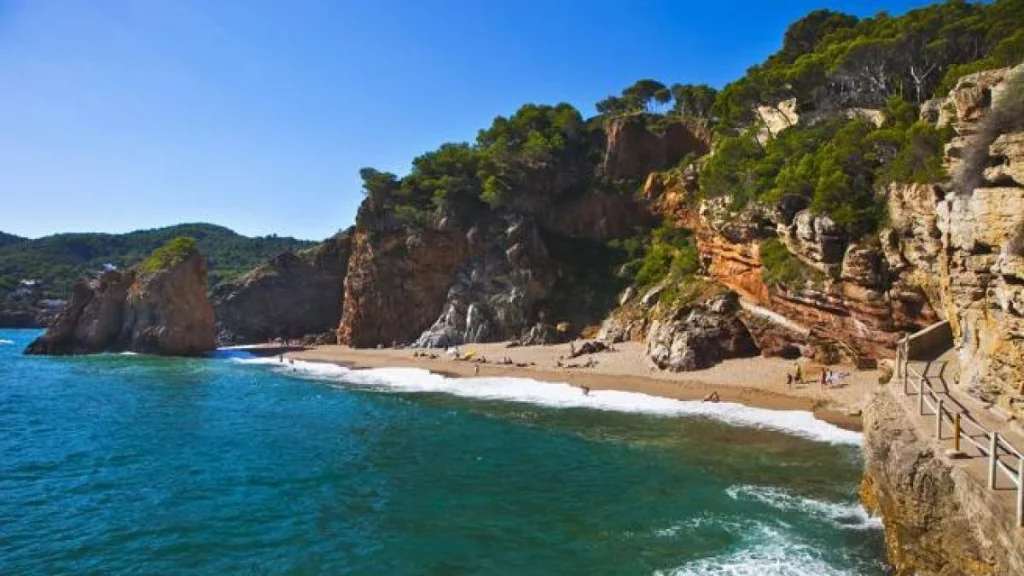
[0,223,316,297]
[0,232,27,249]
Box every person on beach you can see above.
[474,365,480,376]
[278,354,284,363]
[786,373,793,387]
[794,362,802,383]
[820,368,827,391]
[703,391,720,403]
[581,385,590,396]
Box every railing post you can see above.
[954,414,961,452]
[990,432,1000,490]
[936,399,944,439]
[919,379,926,415]
[1018,459,1024,528]
[902,343,908,392]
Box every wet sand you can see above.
[287,341,881,432]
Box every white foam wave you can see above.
[230,357,861,445]
[726,485,881,531]
[0,339,14,345]
[657,523,871,576]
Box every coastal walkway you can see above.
[894,322,1024,530]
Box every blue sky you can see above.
[0,0,927,241]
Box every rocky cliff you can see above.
[212,231,352,345]
[336,116,704,349]
[860,386,1023,576]
[932,65,1024,419]
[858,65,1024,575]
[24,249,216,356]
[0,302,56,328]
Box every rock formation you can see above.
[336,200,478,348]
[212,231,352,344]
[858,65,1024,576]
[929,65,1024,418]
[645,292,758,371]
[601,115,709,181]
[861,387,1024,576]
[0,302,55,328]
[413,216,555,347]
[25,248,216,356]
[336,114,702,350]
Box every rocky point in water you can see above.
[24,238,216,356]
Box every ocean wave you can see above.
[0,339,15,345]
[656,523,870,576]
[230,357,861,445]
[726,485,882,531]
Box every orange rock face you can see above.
[337,220,474,348]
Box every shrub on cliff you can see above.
[626,224,700,289]
[139,237,198,273]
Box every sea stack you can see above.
[25,237,216,356]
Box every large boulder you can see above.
[645,292,759,371]
[25,248,215,356]
[212,231,352,345]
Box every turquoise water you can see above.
[0,329,886,575]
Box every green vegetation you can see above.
[0,232,26,249]
[605,222,705,308]
[0,223,314,298]
[760,238,826,288]
[360,103,601,223]
[713,0,1024,126]
[630,225,700,288]
[700,96,953,237]
[138,237,198,273]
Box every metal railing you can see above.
[896,340,1024,527]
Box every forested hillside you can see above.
[0,232,27,249]
[354,0,1024,313]
[0,223,315,297]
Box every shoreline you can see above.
[285,343,873,432]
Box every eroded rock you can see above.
[644,292,758,371]
[25,251,215,356]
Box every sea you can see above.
[0,328,887,575]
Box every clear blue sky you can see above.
[0,0,926,241]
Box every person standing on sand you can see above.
[786,373,793,387]
[820,368,827,391]
[474,365,480,376]
[794,362,802,383]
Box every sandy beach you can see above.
[287,341,880,431]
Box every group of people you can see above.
[786,361,848,391]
